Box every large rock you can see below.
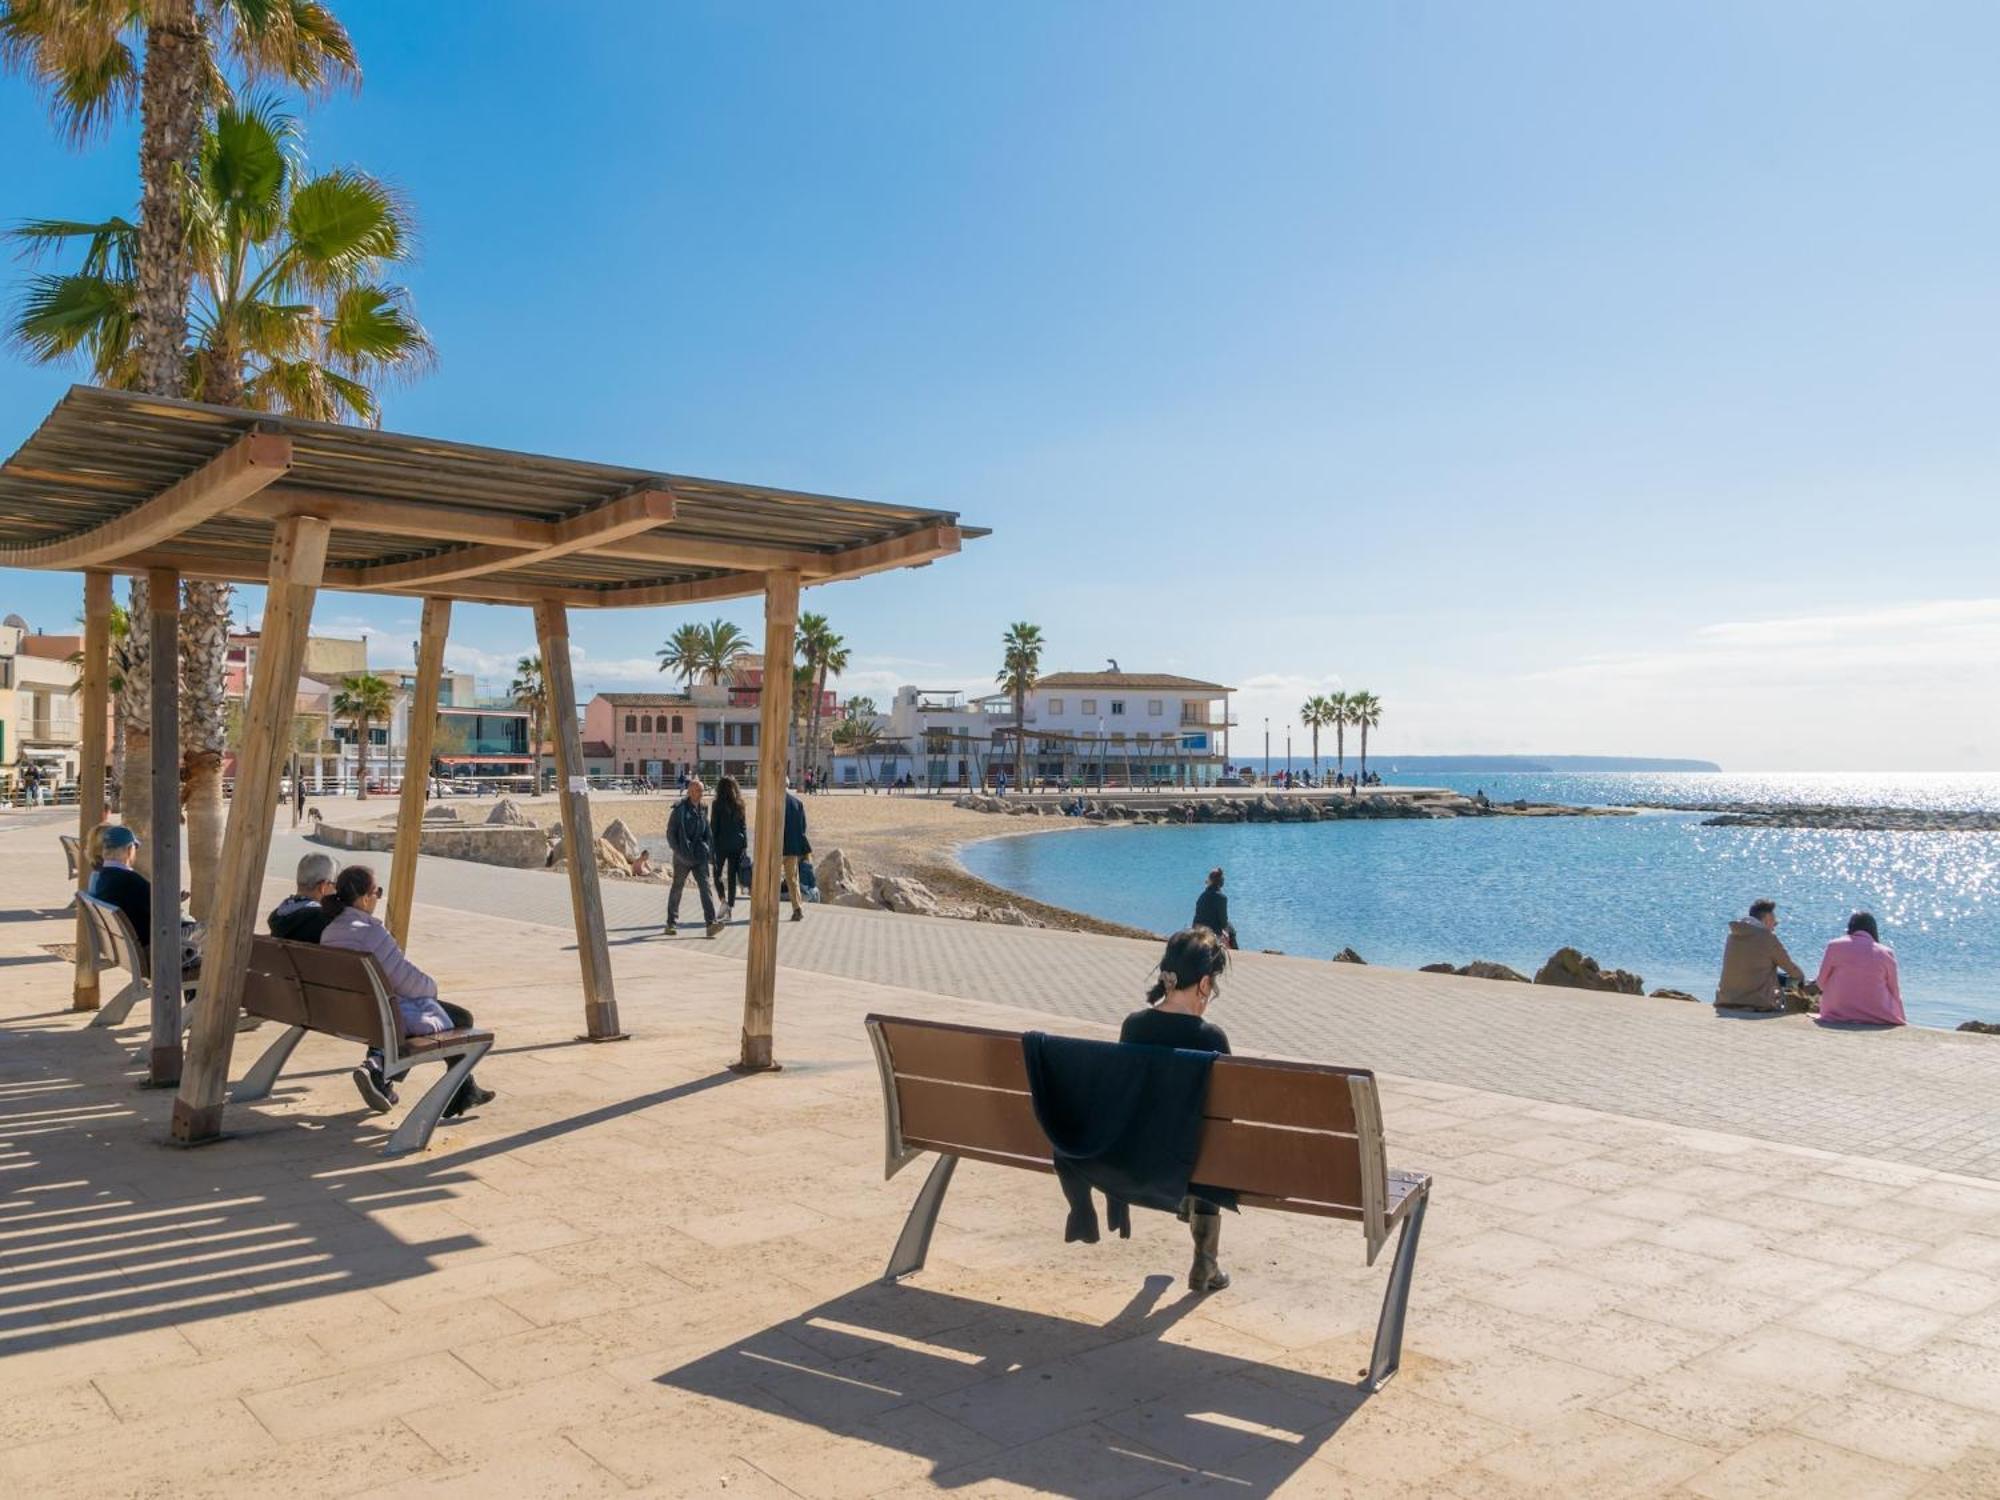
[871,874,942,916]
[817,847,864,899]
[1958,1020,2000,1035]
[485,798,533,827]
[1533,946,1644,995]
[600,817,644,863]
[422,803,460,823]
[1651,988,1700,1003]
[596,837,633,877]
[1461,960,1531,984]
[831,889,885,909]
[1419,962,1457,974]
[1332,947,1367,965]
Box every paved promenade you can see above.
[281,826,2000,1181]
[11,817,2000,1496]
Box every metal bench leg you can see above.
[1366,1183,1429,1392]
[91,978,145,1028]
[884,1153,958,1283]
[231,1025,308,1102]
[383,1040,490,1158]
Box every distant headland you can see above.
[1382,755,1722,773]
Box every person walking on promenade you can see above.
[665,778,724,938]
[1191,867,1238,949]
[711,775,750,922]
[782,775,811,921]
[1816,912,1905,1026]
[320,864,495,1118]
[1715,897,1806,1012]
[1121,927,1234,1292]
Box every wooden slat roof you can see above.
[0,386,983,606]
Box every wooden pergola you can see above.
[2,386,981,1146]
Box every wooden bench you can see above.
[60,833,80,881]
[865,1013,1432,1391]
[75,891,200,1030]
[232,936,494,1157]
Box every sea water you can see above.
[958,773,2000,1029]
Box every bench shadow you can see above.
[656,1275,1363,1496]
[0,906,78,923]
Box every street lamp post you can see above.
[1286,726,1293,782]
[1263,717,1269,782]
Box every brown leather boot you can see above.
[1188,1207,1230,1293]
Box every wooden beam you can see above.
[385,598,450,947]
[738,569,801,1072]
[0,431,291,569]
[810,524,962,585]
[328,489,676,588]
[533,601,624,1042]
[72,570,111,1012]
[146,567,181,1086]
[539,571,770,611]
[171,515,330,1145]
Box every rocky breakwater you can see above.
[1366,942,1747,1008]
[1637,801,2000,833]
[954,790,1630,824]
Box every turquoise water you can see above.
[959,774,2000,1029]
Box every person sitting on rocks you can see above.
[1815,911,1905,1026]
[320,864,495,1118]
[1715,897,1805,1012]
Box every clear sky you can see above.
[4,2,1997,770]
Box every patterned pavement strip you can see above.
[277,828,2000,1181]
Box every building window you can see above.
[1081,699,1096,715]
[1046,698,1063,715]
[624,714,636,733]
[700,723,718,746]
[640,714,653,734]
[623,761,635,776]
[671,715,683,734]
[1110,701,1125,716]
[1148,699,1163,716]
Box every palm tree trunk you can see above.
[1360,725,1369,779]
[1336,724,1346,776]
[134,0,202,399]
[119,575,154,870]
[179,580,230,920]
[356,717,370,801]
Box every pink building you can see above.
[582,692,697,782]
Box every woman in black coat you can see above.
[1191,867,1237,949]
[710,776,750,918]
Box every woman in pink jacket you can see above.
[1816,912,1905,1026]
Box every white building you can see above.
[831,671,1235,789]
[1,614,83,795]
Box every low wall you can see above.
[310,822,551,869]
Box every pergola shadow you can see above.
[656,1276,1366,1496]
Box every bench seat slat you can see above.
[404,1027,494,1054]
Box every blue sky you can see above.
[3,1,1997,769]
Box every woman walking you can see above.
[711,775,750,921]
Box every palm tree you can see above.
[11,97,433,419]
[995,621,1043,788]
[330,671,392,800]
[6,0,359,876]
[697,619,751,686]
[1348,691,1382,780]
[831,698,886,786]
[1326,689,1351,777]
[508,654,546,787]
[1299,694,1330,775]
[178,578,231,917]
[655,621,705,690]
[793,612,847,787]
[2,0,360,400]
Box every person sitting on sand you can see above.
[1715,897,1805,1012]
[1121,928,1234,1292]
[1816,912,1905,1026]
[1191,867,1238,950]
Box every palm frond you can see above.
[201,96,296,249]
[9,269,130,371]
[321,281,433,379]
[221,0,359,96]
[0,0,139,144]
[281,169,411,293]
[7,214,137,278]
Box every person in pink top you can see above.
[1815,912,1905,1026]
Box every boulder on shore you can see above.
[1461,960,1531,984]
[1533,946,1644,995]
[816,847,865,900]
[872,874,941,916]
[1419,962,1457,974]
[1650,988,1700,1003]
[422,803,460,823]
[1959,1020,2000,1035]
[600,817,644,864]
[485,798,533,827]
[1332,947,1367,965]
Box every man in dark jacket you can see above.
[268,852,336,943]
[87,824,154,953]
[665,778,723,938]
[781,775,811,921]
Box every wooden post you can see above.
[386,597,450,948]
[146,567,181,1085]
[738,569,800,1072]
[533,600,624,1041]
[170,517,329,1145]
[72,570,112,1011]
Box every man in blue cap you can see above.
[89,824,156,957]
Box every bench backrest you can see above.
[244,936,391,1048]
[60,834,80,879]
[76,891,147,980]
[866,1013,1396,1260]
